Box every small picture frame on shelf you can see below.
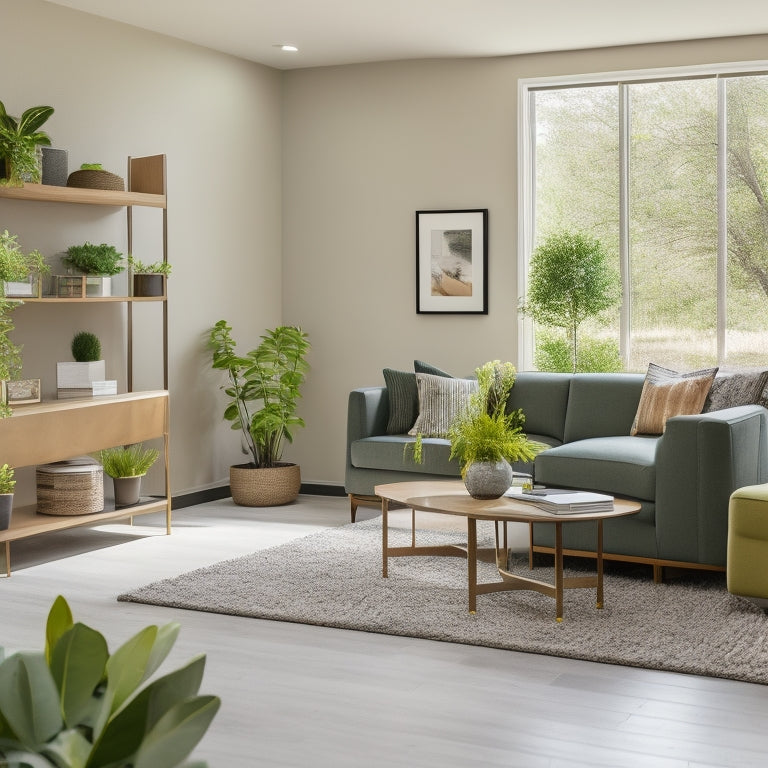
[5,378,41,405]
[416,209,488,314]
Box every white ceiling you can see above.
[42,0,768,70]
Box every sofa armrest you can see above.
[655,405,768,566]
[347,387,389,444]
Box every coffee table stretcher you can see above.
[377,481,639,621]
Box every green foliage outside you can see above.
[71,331,101,362]
[534,330,623,373]
[63,243,124,276]
[0,463,15,494]
[0,102,53,186]
[0,595,220,767]
[209,321,311,468]
[99,444,160,478]
[521,231,620,372]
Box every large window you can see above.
[520,65,768,372]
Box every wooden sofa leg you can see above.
[653,564,663,583]
[349,494,358,523]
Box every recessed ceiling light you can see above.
[274,44,298,52]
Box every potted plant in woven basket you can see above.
[208,321,310,506]
[0,463,14,530]
[99,443,160,507]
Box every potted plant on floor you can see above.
[61,241,124,297]
[0,101,54,186]
[446,361,545,499]
[0,595,220,767]
[99,443,160,507]
[208,321,310,506]
[128,254,171,297]
[0,463,14,530]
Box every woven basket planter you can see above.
[229,463,301,507]
[67,169,125,191]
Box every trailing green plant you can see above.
[99,444,160,478]
[128,254,172,277]
[209,321,310,469]
[0,101,54,186]
[0,595,220,768]
[63,242,124,276]
[71,331,101,362]
[520,230,621,373]
[446,361,545,477]
[0,463,15,494]
[0,229,48,293]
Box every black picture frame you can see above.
[416,209,488,314]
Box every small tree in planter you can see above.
[521,231,621,373]
[208,321,310,506]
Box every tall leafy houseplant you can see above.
[0,102,53,186]
[521,231,621,373]
[0,595,220,767]
[209,322,310,506]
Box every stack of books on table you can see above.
[506,487,615,514]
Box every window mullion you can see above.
[618,84,631,368]
[717,77,728,363]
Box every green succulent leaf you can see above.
[42,727,92,768]
[45,596,74,665]
[0,652,63,748]
[17,106,54,137]
[50,623,109,728]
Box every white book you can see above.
[506,487,615,514]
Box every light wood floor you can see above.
[3,495,768,768]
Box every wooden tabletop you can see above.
[374,480,641,523]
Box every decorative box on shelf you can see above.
[56,360,106,399]
[51,275,112,298]
[3,276,41,298]
[36,457,104,516]
[4,378,41,405]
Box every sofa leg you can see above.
[653,564,663,583]
[349,494,359,523]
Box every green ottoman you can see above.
[727,484,768,599]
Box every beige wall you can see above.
[282,34,768,488]
[5,1,768,496]
[2,0,282,502]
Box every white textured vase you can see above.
[463,459,514,500]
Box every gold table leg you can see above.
[554,522,564,622]
[468,517,477,614]
[381,497,389,578]
[596,519,604,609]
[2,540,9,578]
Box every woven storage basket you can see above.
[229,463,301,507]
[37,457,104,516]
[67,169,125,191]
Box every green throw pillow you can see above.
[409,373,477,437]
[383,368,418,434]
[414,360,453,378]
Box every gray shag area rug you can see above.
[119,518,768,684]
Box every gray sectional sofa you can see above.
[345,371,768,573]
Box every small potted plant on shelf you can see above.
[56,330,106,398]
[60,241,124,297]
[128,254,171,297]
[99,443,160,507]
[0,463,14,530]
[0,229,49,298]
[208,321,310,507]
[0,101,54,187]
[0,595,220,767]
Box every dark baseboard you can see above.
[171,483,346,509]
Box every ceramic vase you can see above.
[113,476,142,507]
[0,493,12,530]
[463,459,514,500]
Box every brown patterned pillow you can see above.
[703,370,768,412]
[630,363,718,436]
[408,373,477,437]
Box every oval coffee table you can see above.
[375,480,641,621]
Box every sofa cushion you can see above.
[630,363,717,436]
[507,372,571,443]
[382,368,418,434]
[409,373,477,437]
[703,369,768,412]
[563,373,645,443]
[350,435,458,476]
[534,435,659,501]
[414,359,453,377]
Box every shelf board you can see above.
[0,182,166,208]
[17,295,166,304]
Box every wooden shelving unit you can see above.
[0,155,171,574]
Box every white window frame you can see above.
[517,60,768,371]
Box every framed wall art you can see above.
[416,209,488,314]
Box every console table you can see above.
[0,391,171,576]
